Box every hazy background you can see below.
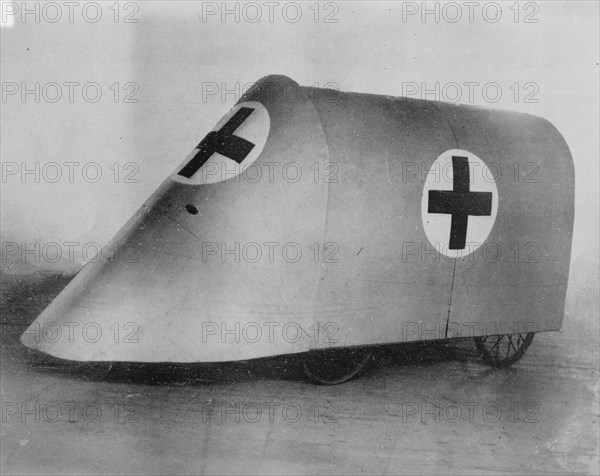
[1,1,598,333]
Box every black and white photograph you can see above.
[1,1,598,474]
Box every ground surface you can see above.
[1,272,598,475]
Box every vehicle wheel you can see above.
[474,332,535,368]
[301,347,373,385]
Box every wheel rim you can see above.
[475,332,534,367]
[302,348,373,385]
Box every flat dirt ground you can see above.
[1,271,598,475]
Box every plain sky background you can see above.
[1,1,598,330]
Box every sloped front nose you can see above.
[21,199,319,363]
[20,204,206,362]
[20,194,323,363]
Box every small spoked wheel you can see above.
[474,332,535,368]
[301,347,373,385]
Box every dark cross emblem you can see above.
[428,156,493,250]
[178,107,255,178]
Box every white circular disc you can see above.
[171,101,270,185]
[421,149,498,258]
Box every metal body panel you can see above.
[308,90,458,346]
[21,75,574,362]
[435,103,575,338]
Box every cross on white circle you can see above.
[421,149,499,258]
[172,101,270,185]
